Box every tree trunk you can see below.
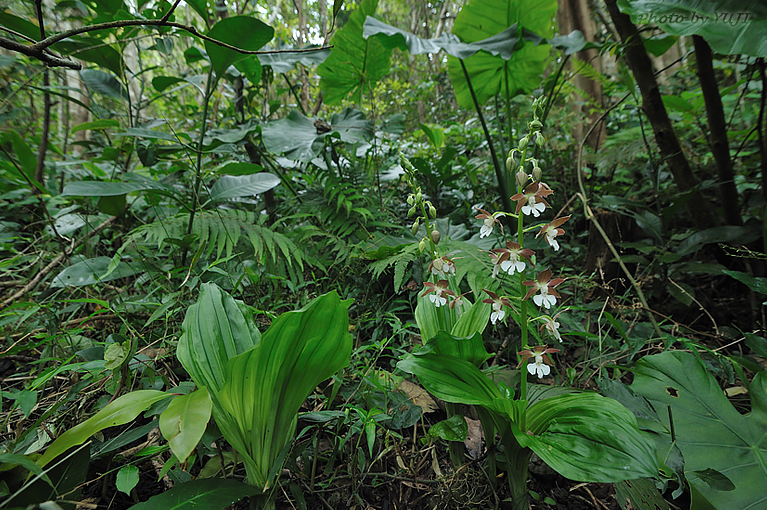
[693,35,742,226]
[557,0,606,150]
[604,0,715,228]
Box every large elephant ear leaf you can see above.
[630,351,767,510]
[177,282,260,396]
[205,16,274,79]
[217,291,353,488]
[318,0,392,105]
[519,392,659,482]
[616,0,767,57]
[448,0,557,108]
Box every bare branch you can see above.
[0,36,82,69]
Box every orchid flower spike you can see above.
[420,280,455,307]
[511,183,552,217]
[523,268,565,309]
[474,208,505,238]
[482,288,513,325]
[537,215,571,251]
[518,345,560,378]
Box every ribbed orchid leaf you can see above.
[177,282,260,397]
[428,331,491,368]
[159,388,213,463]
[37,390,170,467]
[518,392,659,482]
[217,291,352,487]
[397,352,502,406]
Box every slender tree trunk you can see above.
[693,35,742,226]
[604,0,714,228]
[558,0,606,150]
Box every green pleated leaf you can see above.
[209,173,280,202]
[128,478,260,510]
[159,388,213,463]
[631,351,767,510]
[518,392,659,482]
[397,352,501,406]
[318,0,391,105]
[447,0,557,108]
[205,16,274,79]
[451,297,491,339]
[428,331,491,368]
[217,291,352,488]
[178,283,261,397]
[37,390,171,467]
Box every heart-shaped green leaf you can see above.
[205,16,274,80]
[630,351,767,510]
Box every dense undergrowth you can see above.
[2,0,767,509]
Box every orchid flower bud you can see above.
[431,229,441,244]
[519,135,529,150]
[411,218,420,236]
[516,169,528,188]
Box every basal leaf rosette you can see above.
[514,392,660,482]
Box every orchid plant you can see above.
[398,97,659,509]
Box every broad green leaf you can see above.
[37,390,171,467]
[178,282,260,402]
[616,0,767,57]
[451,297,491,339]
[116,465,140,495]
[104,341,130,370]
[363,17,536,60]
[63,177,174,197]
[7,130,37,178]
[429,414,469,441]
[517,393,659,482]
[80,69,128,101]
[216,291,352,487]
[258,46,331,73]
[71,119,121,133]
[615,478,671,510]
[152,76,185,92]
[185,0,210,22]
[428,331,491,368]
[549,30,601,55]
[218,162,264,175]
[159,388,213,463]
[51,257,140,288]
[397,352,502,406]
[205,16,274,80]
[723,269,767,296]
[261,109,373,162]
[676,225,760,256]
[208,173,280,202]
[0,12,41,41]
[0,453,52,487]
[631,351,767,510]
[318,0,392,105]
[55,36,125,76]
[447,0,557,108]
[128,478,260,510]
